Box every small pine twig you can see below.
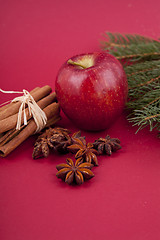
[129,75,160,89]
[116,51,160,61]
[101,32,160,62]
[101,32,160,137]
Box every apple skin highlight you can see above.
[55,52,128,131]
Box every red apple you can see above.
[55,52,128,131]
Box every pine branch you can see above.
[101,32,160,62]
[101,32,160,136]
[127,86,160,110]
[125,61,160,105]
[125,61,160,135]
[129,107,160,133]
[103,32,157,46]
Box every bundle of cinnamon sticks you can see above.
[0,85,60,157]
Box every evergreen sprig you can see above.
[101,32,160,137]
[102,32,160,62]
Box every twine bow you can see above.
[0,89,47,132]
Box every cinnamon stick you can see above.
[0,115,61,148]
[0,129,17,145]
[45,115,61,128]
[0,92,57,134]
[0,85,52,120]
[0,127,26,147]
[0,87,40,112]
[0,102,60,157]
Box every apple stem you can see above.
[67,59,87,69]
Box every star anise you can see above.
[49,131,71,153]
[93,135,121,155]
[70,130,86,145]
[68,138,98,166]
[32,137,52,158]
[32,127,71,159]
[56,158,94,185]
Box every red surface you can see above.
[0,0,160,240]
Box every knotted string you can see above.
[0,89,47,132]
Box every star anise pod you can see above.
[47,127,71,139]
[52,130,86,153]
[93,135,121,155]
[32,127,71,159]
[70,130,86,144]
[56,158,94,185]
[49,132,71,153]
[32,133,54,159]
[68,138,98,166]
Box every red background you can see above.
[0,0,160,240]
